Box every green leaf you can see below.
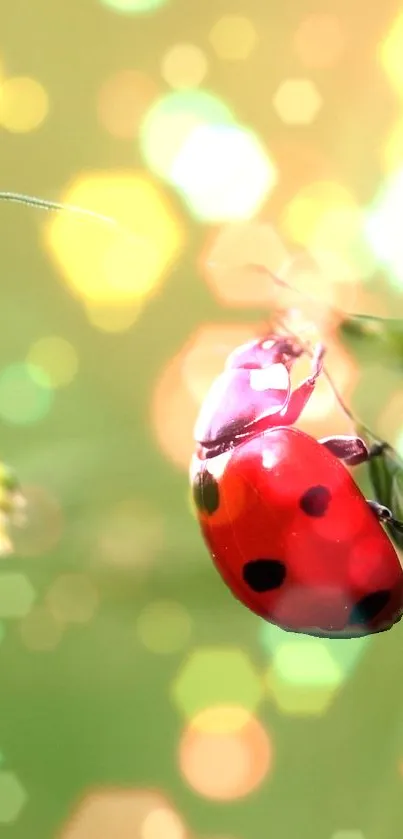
[392,470,403,521]
[339,314,403,368]
[358,424,403,549]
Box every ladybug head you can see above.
[225,336,304,371]
[194,335,306,457]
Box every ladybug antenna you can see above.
[249,263,389,446]
[276,310,383,443]
[321,365,355,423]
[273,310,355,419]
[249,265,359,419]
[246,263,344,317]
[247,264,305,298]
[320,364,383,443]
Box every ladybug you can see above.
[190,332,403,638]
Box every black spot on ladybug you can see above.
[192,470,220,515]
[299,485,331,517]
[349,590,391,625]
[243,558,286,592]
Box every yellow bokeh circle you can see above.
[0,76,49,132]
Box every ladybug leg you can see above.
[279,343,325,425]
[319,435,388,466]
[367,500,403,533]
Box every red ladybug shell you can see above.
[191,426,403,637]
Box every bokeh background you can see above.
[1,1,403,838]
